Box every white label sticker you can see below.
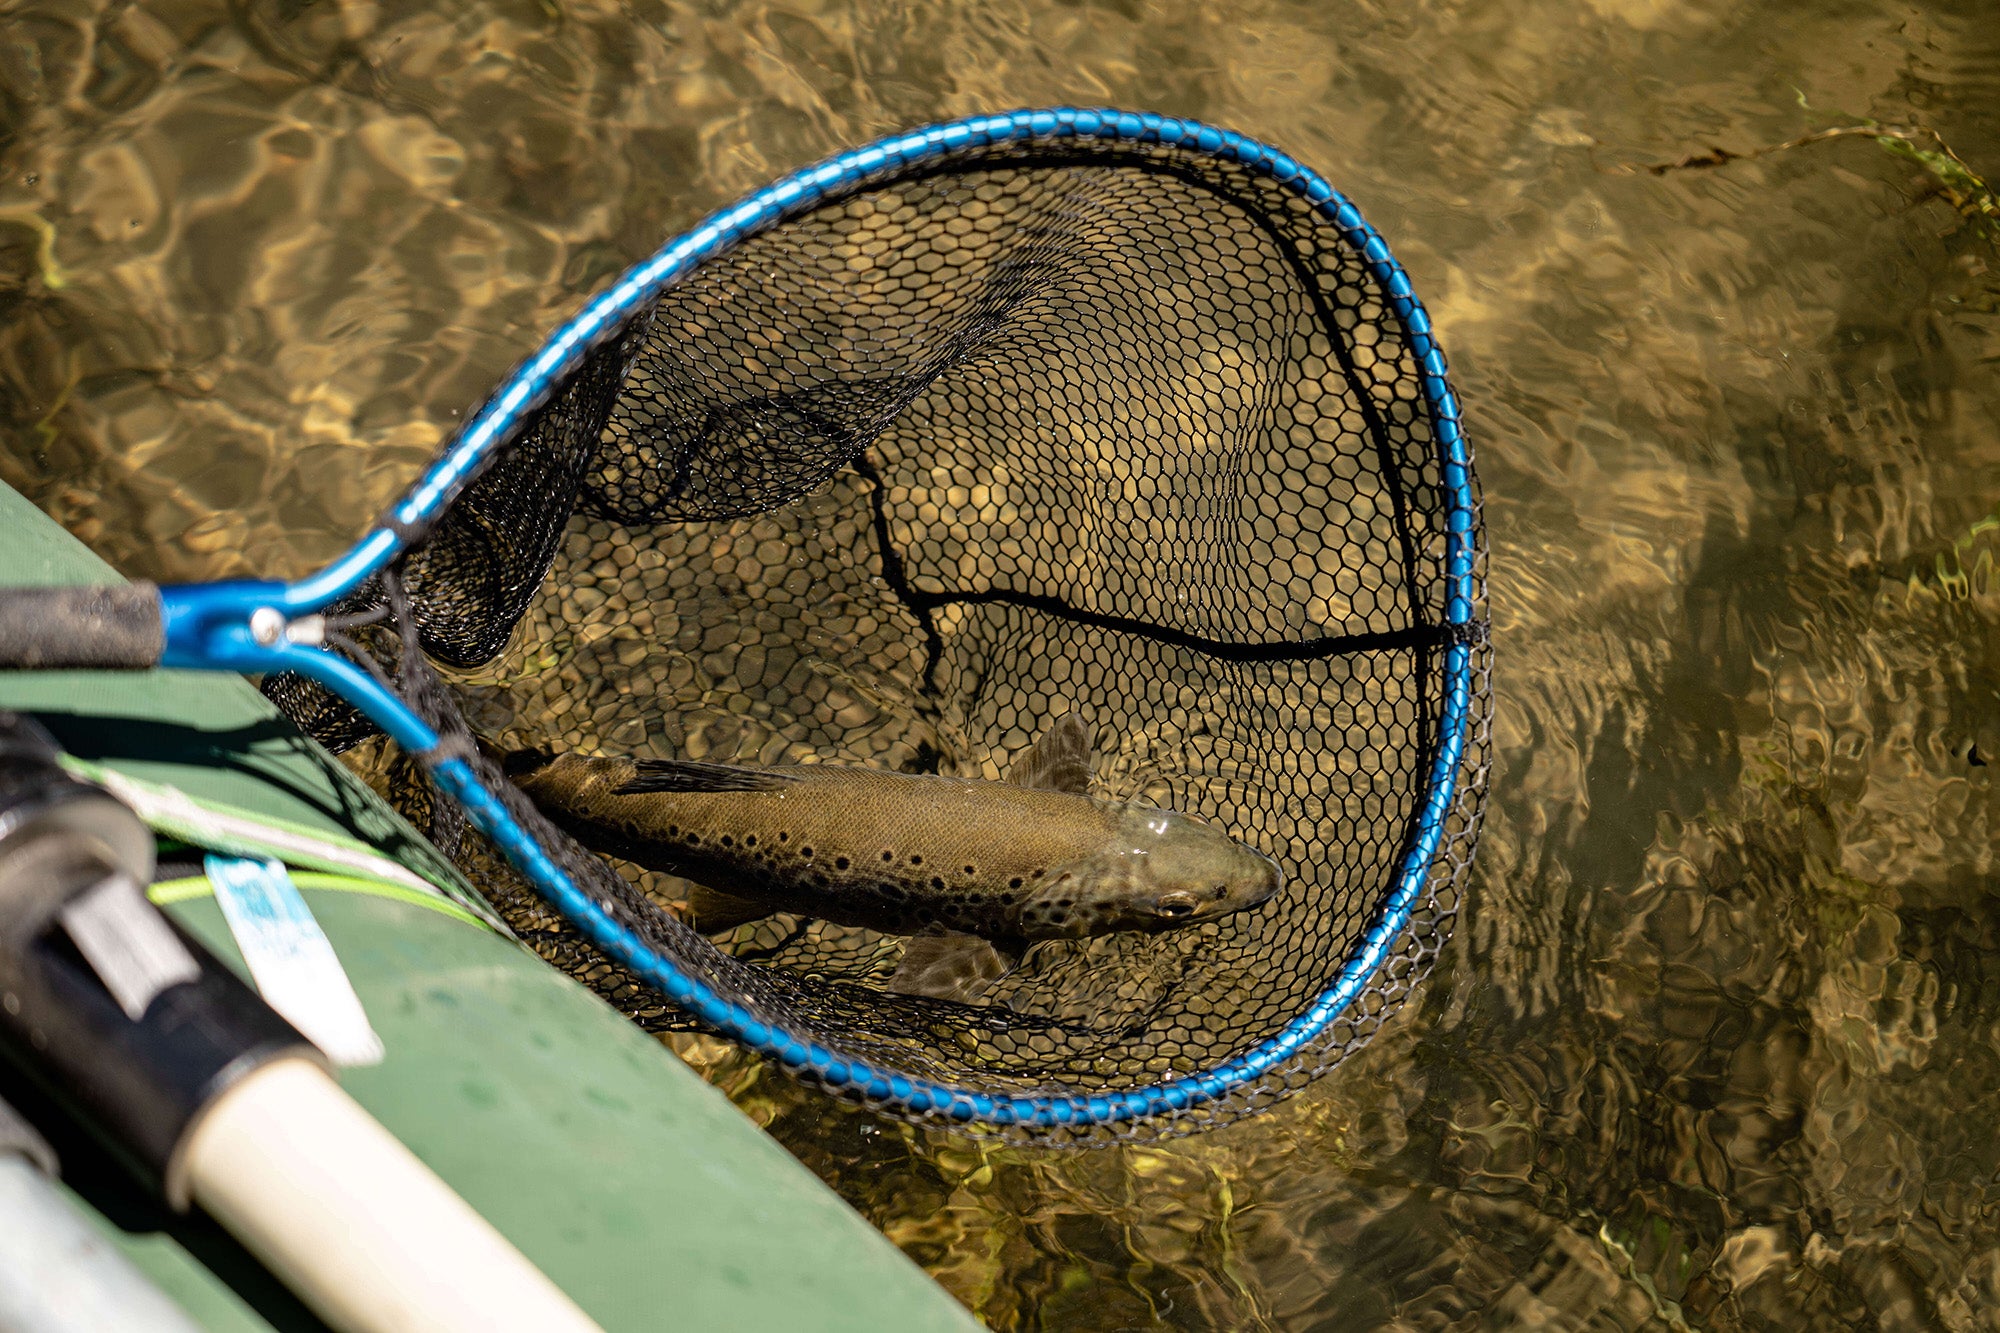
[205,855,384,1067]
[60,873,202,1021]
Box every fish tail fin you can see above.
[685,884,775,932]
[614,759,798,795]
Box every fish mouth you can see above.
[1250,853,1283,905]
[1215,853,1283,917]
[1141,855,1283,930]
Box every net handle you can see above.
[0,585,164,670]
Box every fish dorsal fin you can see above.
[615,758,799,796]
[1006,711,1093,794]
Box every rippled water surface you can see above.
[6,0,2000,1327]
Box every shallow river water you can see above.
[4,0,2000,1327]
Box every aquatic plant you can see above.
[1636,96,1998,244]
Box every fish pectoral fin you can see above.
[614,758,799,796]
[1006,710,1093,794]
[685,884,775,932]
[886,932,1024,1003]
[483,738,555,781]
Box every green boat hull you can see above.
[0,482,976,1332]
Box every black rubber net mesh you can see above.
[269,133,1493,1144]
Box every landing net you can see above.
[263,109,1491,1144]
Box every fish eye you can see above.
[1156,892,1199,919]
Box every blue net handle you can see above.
[158,108,1478,1129]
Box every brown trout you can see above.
[501,714,1282,999]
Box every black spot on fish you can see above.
[962,865,974,875]
[1008,877,1023,889]
[744,835,757,847]
[1030,869,1044,879]
[880,850,894,862]
[835,856,850,870]
[720,835,732,847]
[801,846,814,858]
[930,876,945,889]
[909,854,923,866]
[778,832,789,842]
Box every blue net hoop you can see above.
[163,108,1491,1142]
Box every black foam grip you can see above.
[0,584,164,670]
[0,833,316,1209]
